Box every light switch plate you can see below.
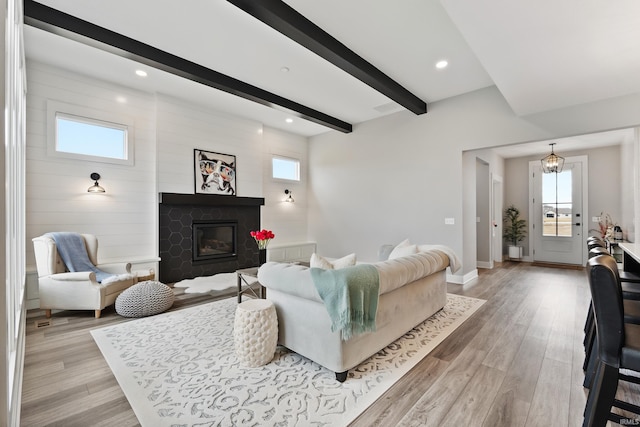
[445,218,455,225]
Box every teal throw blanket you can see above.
[310,264,380,340]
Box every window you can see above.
[542,169,573,237]
[56,113,128,159]
[47,100,134,165]
[272,155,300,181]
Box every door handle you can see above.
[574,223,581,226]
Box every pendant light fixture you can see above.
[541,143,564,174]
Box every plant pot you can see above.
[508,245,523,259]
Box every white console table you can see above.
[267,242,316,263]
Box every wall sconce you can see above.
[87,172,106,193]
[284,189,294,203]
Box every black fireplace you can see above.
[192,221,237,262]
[159,193,264,283]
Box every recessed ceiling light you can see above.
[285,118,293,123]
[116,96,127,103]
[135,70,148,77]
[435,60,448,69]
[280,66,290,73]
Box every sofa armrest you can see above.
[257,262,323,303]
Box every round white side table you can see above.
[233,299,278,367]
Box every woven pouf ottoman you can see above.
[115,281,175,318]
[233,299,278,367]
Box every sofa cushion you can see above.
[389,242,418,259]
[310,253,357,269]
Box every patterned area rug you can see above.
[91,293,484,427]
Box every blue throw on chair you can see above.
[46,232,113,283]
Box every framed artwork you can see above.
[194,149,236,195]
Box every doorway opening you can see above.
[529,156,587,265]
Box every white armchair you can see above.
[32,233,135,318]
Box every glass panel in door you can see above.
[542,169,573,237]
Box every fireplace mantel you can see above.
[159,192,264,207]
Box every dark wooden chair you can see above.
[584,249,640,376]
[583,255,640,426]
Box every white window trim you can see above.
[46,100,135,165]
[271,154,301,182]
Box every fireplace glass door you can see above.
[192,221,237,262]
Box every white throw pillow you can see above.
[310,253,357,269]
[389,239,418,259]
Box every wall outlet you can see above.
[445,218,455,225]
[592,216,601,223]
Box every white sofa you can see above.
[257,246,457,381]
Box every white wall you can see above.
[308,86,640,280]
[475,148,505,264]
[25,63,310,307]
[462,148,505,276]
[260,126,309,244]
[156,95,263,197]
[475,159,490,266]
[3,1,27,424]
[620,129,638,242]
[26,61,158,264]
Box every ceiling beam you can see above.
[227,0,427,115]
[23,0,353,133]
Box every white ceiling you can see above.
[24,0,640,148]
[489,127,634,159]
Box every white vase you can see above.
[508,245,523,259]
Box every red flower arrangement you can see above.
[250,229,275,250]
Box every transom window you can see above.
[56,113,128,160]
[272,155,300,181]
[47,100,134,165]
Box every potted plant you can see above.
[503,205,527,259]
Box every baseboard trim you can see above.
[447,269,478,285]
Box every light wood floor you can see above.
[19,262,639,426]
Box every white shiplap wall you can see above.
[155,99,311,248]
[25,62,312,307]
[260,126,309,243]
[26,62,158,262]
[156,95,263,197]
[25,62,158,306]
